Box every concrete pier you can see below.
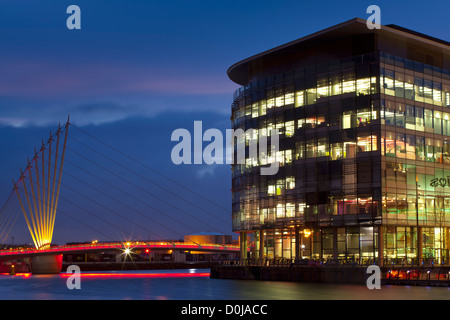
[30,254,63,274]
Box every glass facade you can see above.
[230,27,450,265]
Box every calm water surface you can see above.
[0,269,449,300]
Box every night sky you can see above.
[0,0,449,245]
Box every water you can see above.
[0,269,449,300]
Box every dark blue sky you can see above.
[0,0,449,245]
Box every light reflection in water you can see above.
[0,269,448,300]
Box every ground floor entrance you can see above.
[239,226,450,265]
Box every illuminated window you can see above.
[295,141,305,160]
[356,78,371,96]
[405,135,415,160]
[395,133,405,158]
[306,140,316,158]
[404,75,414,100]
[433,82,442,103]
[317,85,329,99]
[276,150,285,166]
[285,121,294,137]
[275,95,284,107]
[343,141,357,158]
[330,142,343,160]
[342,111,352,129]
[415,77,424,102]
[286,177,295,190]
[434,111,442,135]
[317,138,328,157]
[276,180,284,195]
[252,103,259,118]
[285,150,293,164]
[383,69,395,95]
[285,92,294,105]
[305,117,317,129]
[286,203,295,218]
[356,109,371,127]
[416,136,425,161]
[276,203,285,218]
[268,184,276,196]
[259,100,267,116]
[295,91,304,107]
[306,88,316,105]
[385,132,395,157]
[357,135,372,152]
[443,113,450,136]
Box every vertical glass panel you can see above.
[357,78,371,96]
[424,79,433,104]
[443,84,450,108]
[330,142,343,160]
[286,177,295,190]
[404,74,415,100]
[416,136,425,161]
[285,121,294,137]
[395,72,405,98]
[295,91,305,108]
[396,133,406,158]
[384,107,395,126]
[306,88,317,105]
[317,138,328,157]
[433,82,442,104]
[425,138,434,162]
[443,141,450,164]
[415,107,424,131]
[384,69,395,96]
[405,135,415,160]
[342,72,355,94]
[424,109,433,129]
[343,141,357,158]
[342,111,352,129]
[331,74,342,96]
[259,100,267,116]
[306,139,316,158]
[395,104,405,128]
[434,111,442,135]
[295,141,305,160]
[285,92,294,105]
[435,139,443,164]
[252,103,259,118]
[443,113,450,136]
[357,109,371,127]
[405,105,415,130]
[385,132,396,157]
[415,77,424,102]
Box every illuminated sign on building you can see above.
[430,177,450,188]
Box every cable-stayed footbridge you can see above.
[0,117,238,273]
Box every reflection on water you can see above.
[0,269,449,300]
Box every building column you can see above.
[294,227,300,260]
[378,225,384,267]
[259,229,265,259]
[333,228,338,261]
[240,232,248,260]
[418,227,423,265]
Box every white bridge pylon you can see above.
[12,118,70,250]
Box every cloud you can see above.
[0,92,232,128]
[196,165,217,178]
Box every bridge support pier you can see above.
[30,254,63,274]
